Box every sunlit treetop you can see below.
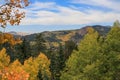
[0,0,29,28]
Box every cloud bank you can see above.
[21,0,120,25]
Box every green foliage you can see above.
[15,38,31,64]
[61,22,120,80]
[50,43,65,80]
[64,40,78,59]
[61,27,102,80]
[1,21,120,80]
[101,20,120,80]
[35,33,46,53]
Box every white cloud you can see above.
[71,0,120,12]
[28,1,57,11]
[20,1,120,25]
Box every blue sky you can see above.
[0,0,120,33]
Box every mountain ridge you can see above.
[8,31,31,37]
[19,25,111,48]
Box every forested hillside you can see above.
[1,21,120,80]
[22,25,110,49]
[0,0,120,80]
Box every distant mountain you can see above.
[22,25,111,48]
[8,31,31,37]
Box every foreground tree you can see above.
[0,0,29,28]
[61,27,102,80]
[0,48,29,80]
[0,48,10,69]
[101,20,120,80]
[23,53,51,80]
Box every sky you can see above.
[0,0,120,33]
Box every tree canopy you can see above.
[61,21,120,80]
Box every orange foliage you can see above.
[0,33,22,46]
[0,0,29,28]
[0,67,29,80]
[0,49,29,80]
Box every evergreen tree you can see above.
[33,33,46,57]
[61,27,102,80]
[50,43,65,80]
[36,33,46,52]
[11,38,31,64]
[59,43,65,70]
[64,40,78,59]
[20,38,31,63]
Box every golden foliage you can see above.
[87,27,95,34]
[57,31,75,42]
[0,33,22,46]
[0,49,29,80]
[23,53,51,80]
[36,53,51,79]
[0,48,10,69]
[0,0,29,27]
[23,57,37,80]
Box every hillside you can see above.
[22,25,110,48]
[8,31,30,37]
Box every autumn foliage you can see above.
[0,0,29,28]
[23,53,51,80]
[0,33,22,46]
[0,47,51,80]
[0,48,29,80]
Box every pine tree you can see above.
[31,33,46,57]
[64,40,78,59]
[18,38,31,63]
[35,33,46,53]
[50,43,65,80]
